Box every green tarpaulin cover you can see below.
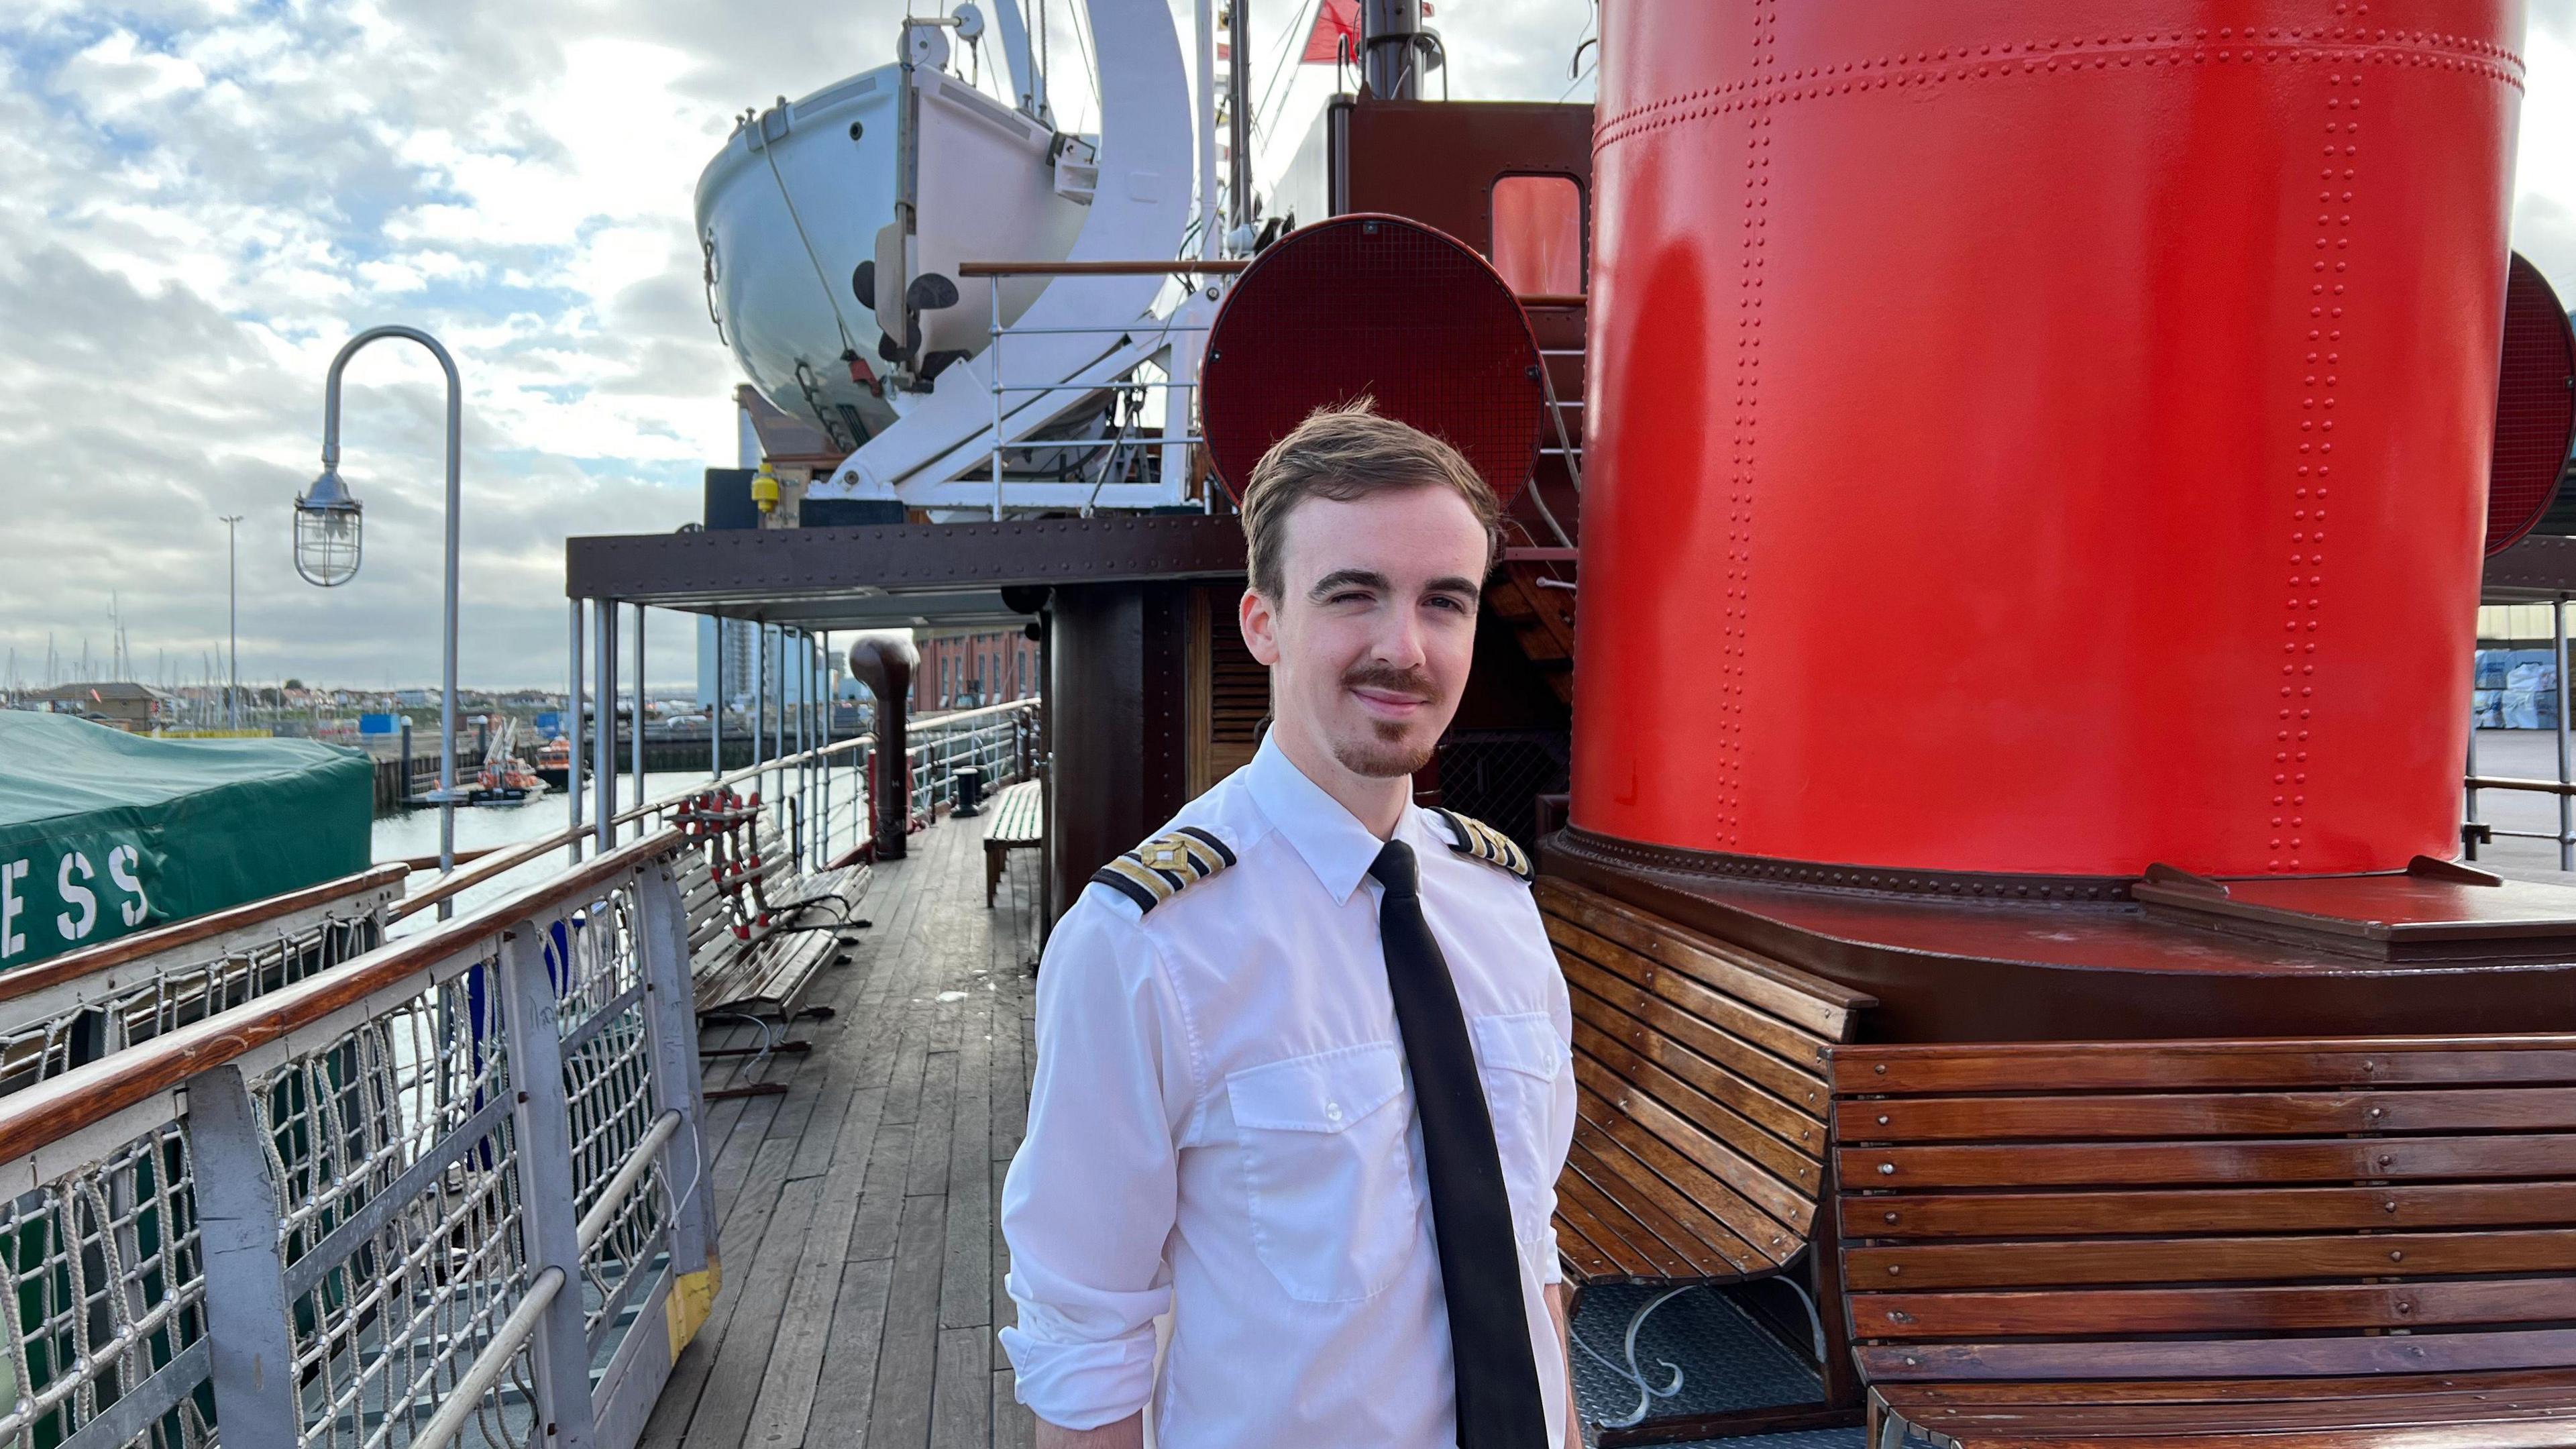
[0,712,372,970]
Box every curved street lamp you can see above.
[301,325,464,915]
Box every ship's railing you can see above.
[904,700,1042,824]
[633,698,1038,857]
[2461,599,2576,871]
[397,699,1042,926]
[965,259,1242,520]
[0,830,710,1449]
[641,698,1038,862]
[966,262,1590,528]
[1521,292,1589,476]
[1516,292,1588,552]
[0,864,406,1096]
[2465,766,2576,869]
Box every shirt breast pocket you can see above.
[1226,1042,1421,1303]
[1471,1012,1567,1249]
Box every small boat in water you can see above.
[428,717,549,804]
[472,719,548,804]
[534,731,576,790]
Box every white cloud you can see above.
[2519,13,2576,296]
[50,28,209,118]
[0,0,892,689]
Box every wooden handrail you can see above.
[390,826,592,921]
[0,830,686,1169]
[958,260,1249,277]
[0,863,413,1008]
[394,847,502,872]
[953,264,1582,311]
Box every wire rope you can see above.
[1065,0,1099,133]
[1251,0,1320,139]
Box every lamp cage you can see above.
[294,470,364,588]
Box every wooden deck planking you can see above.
[643,807,1047,1449]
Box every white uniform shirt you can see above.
[998,736,1578,1447]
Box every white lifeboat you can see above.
[694,15,1091,453]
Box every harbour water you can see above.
[374,767,859,930]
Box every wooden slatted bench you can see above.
[684,813,871,1025]
[1827,1034,2576,1449]
[1537,877,1878,1440]
[984,779,1042,906]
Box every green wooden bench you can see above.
[984,779,1042,906]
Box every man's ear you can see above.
[1239,587,1281,667]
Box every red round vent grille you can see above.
[1200,214,1543,506]
[2487,252,2576,556]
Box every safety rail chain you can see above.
[0,830,712,1449]
[0,865,406,1099]
[396,700,1042,922]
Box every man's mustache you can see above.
[1342,663,1436,701]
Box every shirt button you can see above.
[1325,1102,1342,1121]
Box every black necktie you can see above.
[1370,839,1548,1449]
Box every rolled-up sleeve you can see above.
[998,894,1195,1430]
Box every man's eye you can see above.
[1427,595,1470,613]
[1329,591,1371,605]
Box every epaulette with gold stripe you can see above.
[1091,827,1237,914]
[1433,808,1534,883]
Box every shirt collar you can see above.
[1242,733,1429,906]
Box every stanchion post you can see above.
[639,863,716,1277]
[189,1065,302,1444]
[499,916,604,1449]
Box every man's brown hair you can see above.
[1238,398,1503,600]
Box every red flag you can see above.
[1301,0,1360,63]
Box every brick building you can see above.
[912,630,1039,714]
[31,681,165,731]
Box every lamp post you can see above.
[217,515,241,730]
[298,326,464,916]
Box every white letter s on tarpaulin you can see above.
[56,853,97,943]
[109,845,148,928]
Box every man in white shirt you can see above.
[998,400,1580,1448]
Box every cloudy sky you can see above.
[0,1,2569,692]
